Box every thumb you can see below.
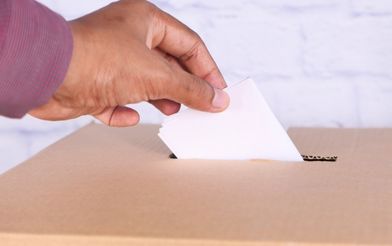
[165,70,230,112]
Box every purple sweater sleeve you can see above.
[0,0,73,118]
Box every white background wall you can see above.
[1,0,392,174]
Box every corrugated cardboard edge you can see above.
[0,233,376,246]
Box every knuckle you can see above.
[115,0,157,22]
[180,38,203,63]
[143,1,158,12]
[119,0,157,13]
[191,31,203,43]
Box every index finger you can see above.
[150,7,226,89]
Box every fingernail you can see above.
[212,88,230,110]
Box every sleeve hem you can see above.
[0,0,73,118]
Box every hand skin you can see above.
[29,0,230,127]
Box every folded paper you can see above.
[158,78,303,161]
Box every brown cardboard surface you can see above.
[0,124,391,245]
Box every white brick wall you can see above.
[1,0,392,173]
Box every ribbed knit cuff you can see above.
[0,0,73,118]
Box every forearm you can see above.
[0,0,72,118]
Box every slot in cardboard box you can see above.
[0,124,391,245]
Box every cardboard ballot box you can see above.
[0,124,391,246]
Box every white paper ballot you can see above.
[158,78,303,162]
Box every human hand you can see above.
[29,0,229,127]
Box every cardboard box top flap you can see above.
[0,124,391,245]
